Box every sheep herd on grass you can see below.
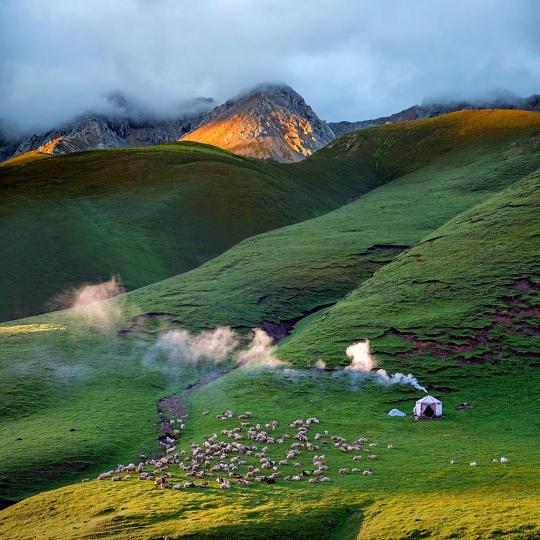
[88,409,512,490]
[91,410,390,490]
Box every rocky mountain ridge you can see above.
[329,94,540,136]
[181,84,335,162]
[2,87,539,163]
[0,106,211,162]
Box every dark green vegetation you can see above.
[0,142,374,322]
[0,110,539,538]
[281,169,540,368]
[128,110,540,338]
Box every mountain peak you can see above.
[181,84,334,162]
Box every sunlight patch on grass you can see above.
[0,323,66,334]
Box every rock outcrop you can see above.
[181,84,335,162]
[4,111,209,161]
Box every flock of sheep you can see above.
[89,408,512,490]
[91,410,392,489]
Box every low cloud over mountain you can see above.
[1,0,539,138]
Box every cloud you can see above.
[1,0,539,136]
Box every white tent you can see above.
[387,408,407,417]
[413,395,442,418]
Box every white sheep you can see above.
[470,460,477,467]
[500,457,510,464]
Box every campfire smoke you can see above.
[145,327,284,370]
[62,276,125,331]
[345,339,427,392]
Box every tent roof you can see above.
[415,395,441,405]
[387,408,406,416]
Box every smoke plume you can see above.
[345,339,427,392]
[345,340,376,371]
[236,328,284,367]
[145,326,284,371]
[67,277,125,331]
[151,327,240,365]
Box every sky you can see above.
[1,0,539,137]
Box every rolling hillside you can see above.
[1,169,539,538]
[0,110,539,539]
[0,141,375,322]
[129,110,540,334]
[0,110,539,507]
[280,169,540,367]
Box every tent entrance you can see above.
[423,405,435,417]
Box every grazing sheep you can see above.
[368,455,378,460]
[308,478,318,484]
[450,459,456,465]
[352,455,362,461]
[81,478,89,483]
[500,457,510,464]
[172,484,183,490]
[362,469,373,476]
[387,444,393,449]
[491,458,499,464]
[351,468,360,473]
[338,468,349,475]
[112,476,121,482]
[319,476,331,482]
[470,460,477,467]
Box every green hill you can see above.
[128,110,540,336]
[0,141,375,322]
[0,111,539,538]
[280,169,540,369]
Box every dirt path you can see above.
[155,369,230,455]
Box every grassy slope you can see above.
[0,151,52,167]
[128,110,540,334]
[1,111,539,503]
[0,112,539,537]
[0,141,376,322]
[280,169,540,371]
[1,360,538,539]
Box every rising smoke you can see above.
[150,327,240,365]
[345,339,427,392]
[144,326,282,372]
[70,277,124,330]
